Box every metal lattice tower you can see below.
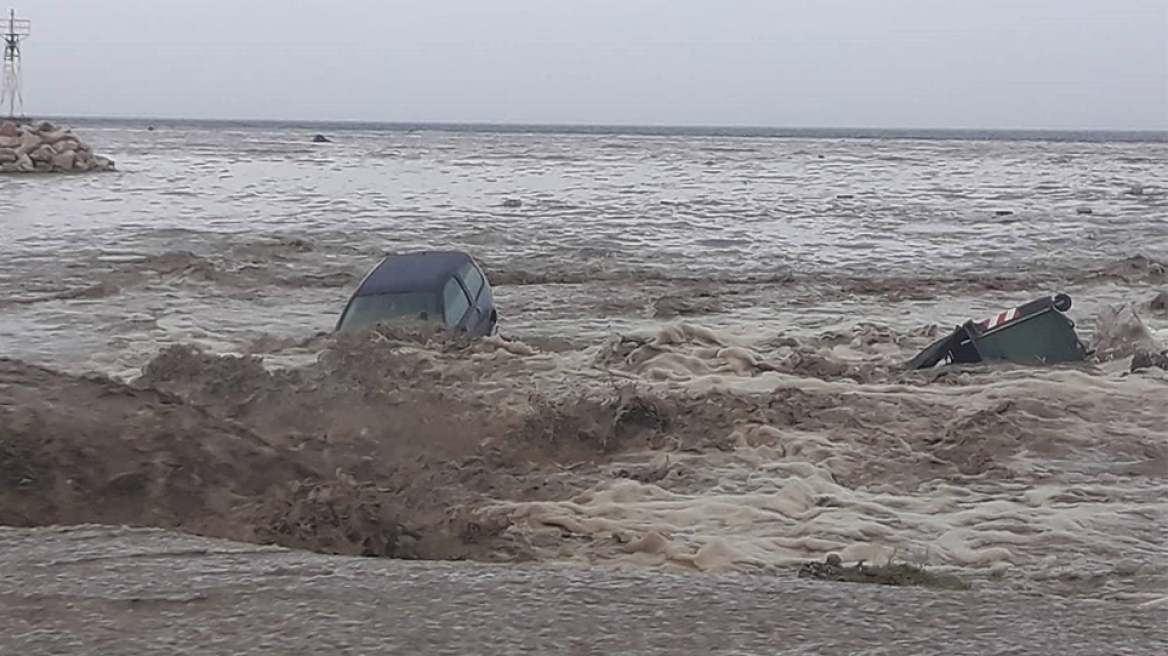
[2,8,31,119]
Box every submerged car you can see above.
[335,250,498,336]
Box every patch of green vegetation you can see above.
[798,554,970,591]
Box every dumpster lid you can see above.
[905,326,970,370]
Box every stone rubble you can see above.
[0,120,116,173]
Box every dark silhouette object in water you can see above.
[502,198,522,208]
[1076,207,1093,215]
[994,210,1014,217]
[147,126,156,132]
[312,134,332,144]
[1148,291,1168,314]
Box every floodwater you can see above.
[3,124,1166,374]
[1,526,1163,655]
[1,122,1166,654]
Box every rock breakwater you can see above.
[0,120,115,173]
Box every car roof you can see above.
[355,250,475,297]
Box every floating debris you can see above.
[1130,350,1168,373]
[798,554,969,591]
[906,293,1088,370]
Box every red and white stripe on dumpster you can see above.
[981,307,1019,329]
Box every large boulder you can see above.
[52,150,77,172]
[14,131,42,156]
[0,148,16,164]
[40,129,76,146]
[0,120,17,137]
[56,137,81,153]
[91,155,116,172]
[29,144,55,164]
[16,153,35,172]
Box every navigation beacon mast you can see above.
[2,8,31,120]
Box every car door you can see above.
[457,262,495,336]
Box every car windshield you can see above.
[338,292,442,331]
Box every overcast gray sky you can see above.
[14,0,1168,129]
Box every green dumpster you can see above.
[907,293,1090,370]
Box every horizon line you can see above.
[24,114,1168,135]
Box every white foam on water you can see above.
[470,324,1168,598]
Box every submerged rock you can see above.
[0,121,116,174]
[1092,304,1162,362]
[312,134,332,143]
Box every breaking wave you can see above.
[2,310,1165,602]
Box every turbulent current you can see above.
[1,122,1166,654]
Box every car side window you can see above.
[460,262,485,301]
[443,276,471,324]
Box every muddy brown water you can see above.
[1,526,1164,656]
[1,123,1167,653]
